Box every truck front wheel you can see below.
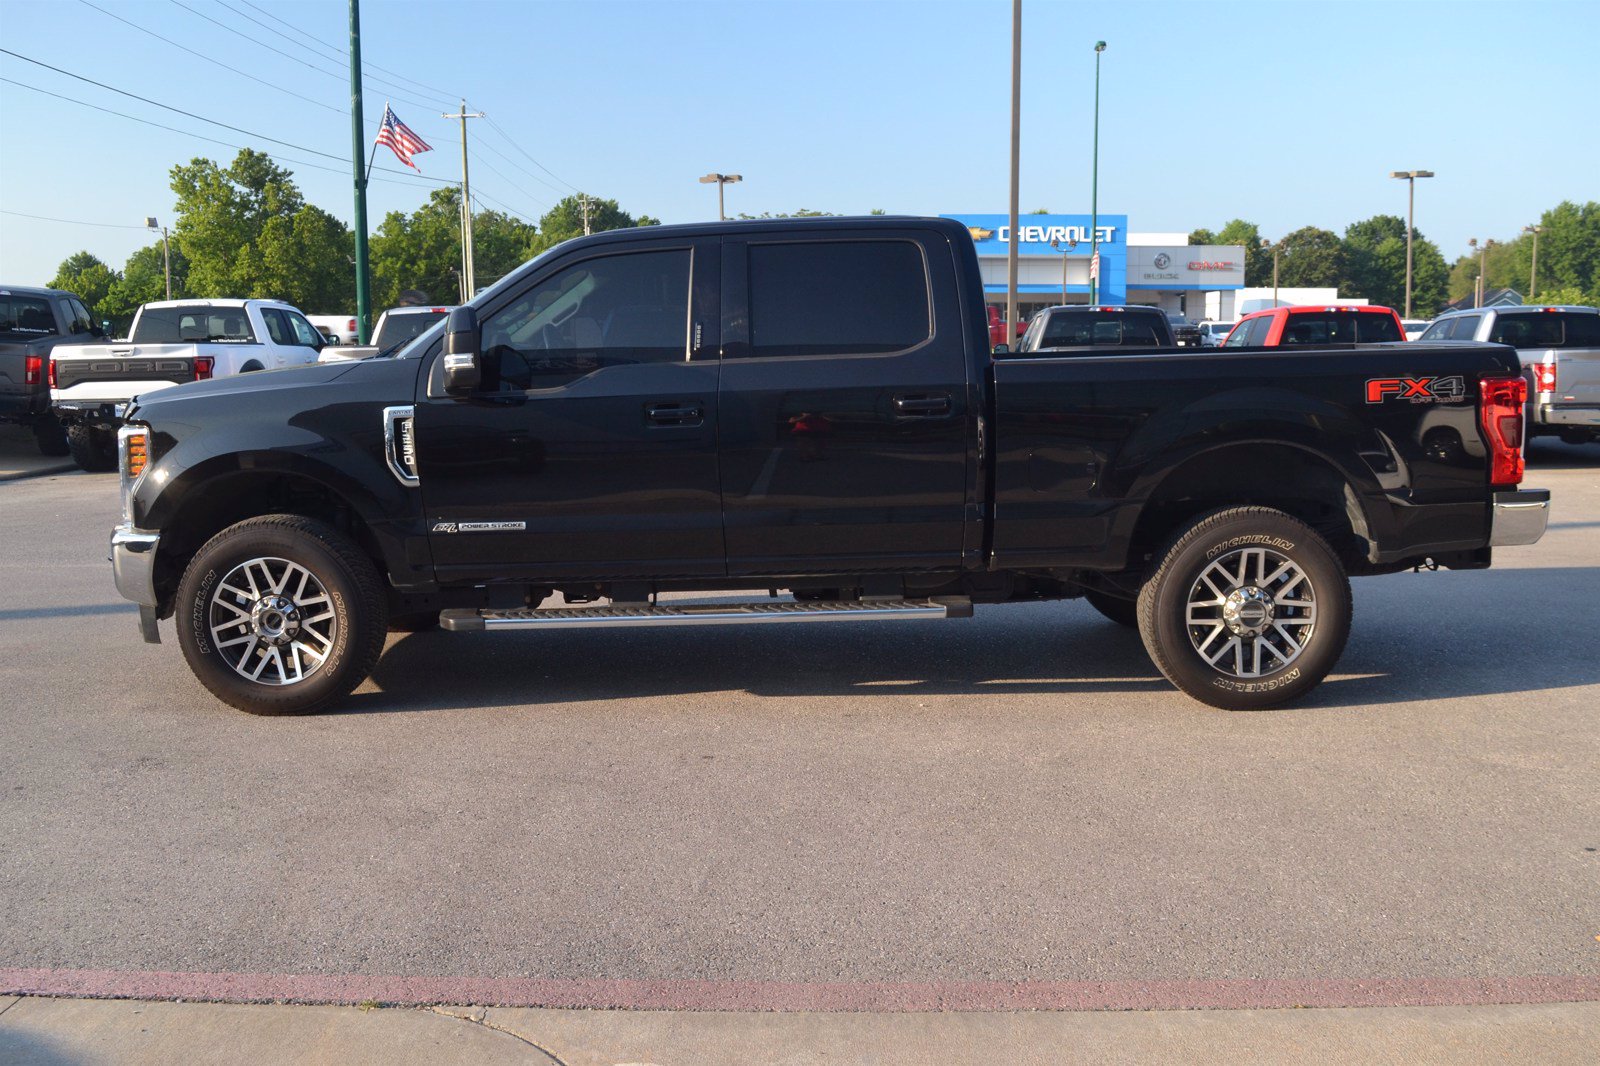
[66,424,117,471]
[1137,508,1351,710]
[174,515,388,715]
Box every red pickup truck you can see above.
[1224,305,1406,347]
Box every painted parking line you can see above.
[3,968,1597,1012]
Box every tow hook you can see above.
[1412,557,1439,573]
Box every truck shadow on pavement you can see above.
[354,566,1600,714]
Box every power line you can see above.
[461,145,552,213]
[77,0,343,115]
[0,49,450,186]
[479,113,582,195]
[473,134,569,198]
[237,0,460,103]
[0,75,445,190]
[1,209,150,230]
[212,0,458,109]
[165,0,442,115]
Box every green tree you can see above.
[733,208,836,220]
[1340,214,1448,314]
[1190,220,1271,286]
[48,251,119,314]
[1524,201,1599,299]
[538,194,655,246]
[258,205,353,313]
[101,243,188,330]
[371,186,471,307]
[1188,227,1217,245]
[1274,226,1344,289]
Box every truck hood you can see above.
[128,361,359,419]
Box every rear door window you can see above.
[1357,314,1403,342]
[746,240,930,357]
[65,298,94,335]
[1447,314,1482,340]
[259,308,292,345]
[0,294,58,336]
[1488,312,1600,348]
[134,306,258,343]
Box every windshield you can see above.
[0,294,57,337]
[374,310,450,350]
[1488,311,1600,349]
[133,305,257,344]
[1040,310,1166,347]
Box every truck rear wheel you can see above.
[33,415,70,457]
[1136,507,1351,710]
[66,424,117,472]
[174,515,388,715]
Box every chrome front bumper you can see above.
[111,523,162,643]
[1489,489,1550,547]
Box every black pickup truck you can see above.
[109,216,1548,716]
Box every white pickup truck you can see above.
[50,298,326,470]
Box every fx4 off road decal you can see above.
[1365,375,1467,404]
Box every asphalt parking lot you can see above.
[0,440,1597,1014]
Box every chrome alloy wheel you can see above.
[1185,547,1317,679]
[208,556,338,686]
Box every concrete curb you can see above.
[2,996,1597,1066]
[0,460,78,482]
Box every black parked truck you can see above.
[109,217,1548,715]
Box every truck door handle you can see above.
[645,401,703,427]
[893,394,952,417]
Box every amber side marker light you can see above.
[125,430,149,479]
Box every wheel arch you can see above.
[1124,441,1385,575]
[148,457,395,617]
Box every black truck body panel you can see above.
[123,217,1526,617]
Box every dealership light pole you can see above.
[1523,224,1541,300]
[1261,237,1280,308]
[144,216,172,300]
[1006,0,1021,340]
[1389,169,1433,318]
[1089,40,1106,304]
[699,173,742,221]
[1468,237,1495,308]
[1050,236,1078,303]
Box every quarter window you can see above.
[746,240,930,357]
[480,248,690,390]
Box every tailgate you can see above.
[1543,346,1600,408]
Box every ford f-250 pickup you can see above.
[107,217,1549,716]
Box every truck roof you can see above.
[1433,304,1598,318]
[0,284,76,298]
[137,298,298,310]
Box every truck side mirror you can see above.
[442,306,481,394]
[991,343,1010,355]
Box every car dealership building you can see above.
[942,213,1247,325]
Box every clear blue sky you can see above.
[1,0,1594,285]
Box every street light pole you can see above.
[1089,40,1106,305]
[1523,224,1541,300]
[1261,237,1279,308]
[1050,237,1078,303]
[698,173,742,221]
[144,216,171,300]
[1390,170,1434,318]
[1006,0,1021,341]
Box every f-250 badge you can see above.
[1365,375,1467,404]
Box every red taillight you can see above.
[1479,375,1526,487]
[1531,362,1557,394]
[25,355,43,386]
[347,318,357,331]
[193,356,215,381]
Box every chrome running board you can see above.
[439,598,971,632]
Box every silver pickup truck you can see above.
[1420,305,1600,445]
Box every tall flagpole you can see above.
[348,0,371,343]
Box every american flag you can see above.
[374,104,432,170]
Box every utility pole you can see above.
[348,0,371,342]
[443,100,485,299]
[580,193,592,235]
[1006,0,1020,343]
